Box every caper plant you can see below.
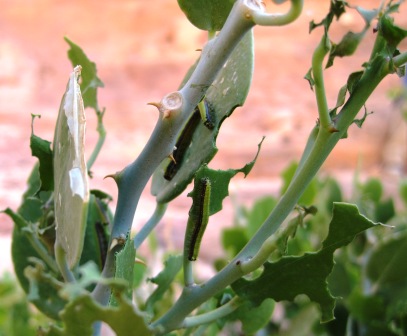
[4,0,407,335]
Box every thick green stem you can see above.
[179,1,255,114]
[92,0,258,307]
[294,125,318,178]
[92,115,177,305]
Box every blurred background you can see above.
[0,0,406,273]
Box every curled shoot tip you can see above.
[247,0,304,26]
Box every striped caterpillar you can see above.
[164,99,214,181]
[185,177,211,261]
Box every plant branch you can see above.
[55,243,76,282]
[250,0,304,26]
[87,108,106,171]
[184,258,194,288]
[181,296,242,330]
[294,125,319,178]
[312,34,332,130]
[152,49,392,335]
[239,212,299,274]
[92,111,180,305]
[133,202,168,250]
[393,51,407,68]
[179,0,255,114]
[92,0,260,306]
[23,228,59,274]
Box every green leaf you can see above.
[133,262,146,289]
[348,290,386,323]
[247,196,278,237]
[361,177,383,203]
[280,162,317,206]
[46,263,153,335]
[374,198,395,223]
[352,106,373,128]
[79,195,111,272]
[326,31,365,68]
[145,255,183,316]
[45,292,153,336]
[227,299,275,334]
[152,31,254,203]
[111,236,136,304]
[177,0,235,32]
[276,303,321,336]
[90,189,113,202]
[222,227,249,257]
[59,262,103,300]
[366,234,407,287]
[378,14,407,52]
[65,38,104,111]
[400,179,407,207]
[18,256,66,320]
[18,197,43,224]
[324,2,380,68]
[5,208,65,320]
[189,142,263,218]
[232,203,379,322]
[348,283,407,334]
[30,131,54,192]
[309,1,346,33]
[9,300,37,336]
[329,83,348,117]
[53,67,90,269]
[0,273,49,335]
[321,177,343,213]
[3,208,29,231]
[21,163,42,199]
[304,67,315,91]
[327,261,355,298]
[346,70,364,94]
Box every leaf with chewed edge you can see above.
[30,121,54,192]
[53,66,89,269]
[189,137,263,217]
[65,38,104,111]
[45,293,152,336]
[145,255,183,316]
[232,203,380,322]
[110,236,136,306]
[151,31,254,204]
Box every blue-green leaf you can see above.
[177,0,235,32]
[152,31,254,203]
